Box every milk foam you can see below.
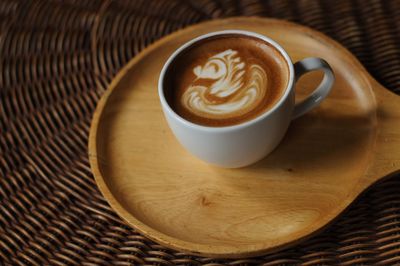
[181,49,267,119]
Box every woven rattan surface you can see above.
[1,0,400,265]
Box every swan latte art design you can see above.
[166,36,289,126]
[181,49,267,118]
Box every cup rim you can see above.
[158,30,295,132]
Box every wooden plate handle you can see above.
[363,79,400,185]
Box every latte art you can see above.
[181,49,268,119]
[165,35,289,126]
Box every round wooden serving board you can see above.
[89,17,400,258]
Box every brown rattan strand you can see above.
[0,0,399,265]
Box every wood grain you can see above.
[89,17,400,258]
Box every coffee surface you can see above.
[164,35,289,127]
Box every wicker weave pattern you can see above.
[1,0,399,265]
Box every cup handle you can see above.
[292,57,335,119]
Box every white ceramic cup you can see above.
[158,30,334,168]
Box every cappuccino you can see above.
[163,35,289,127]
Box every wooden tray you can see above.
[89,17,400,258]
